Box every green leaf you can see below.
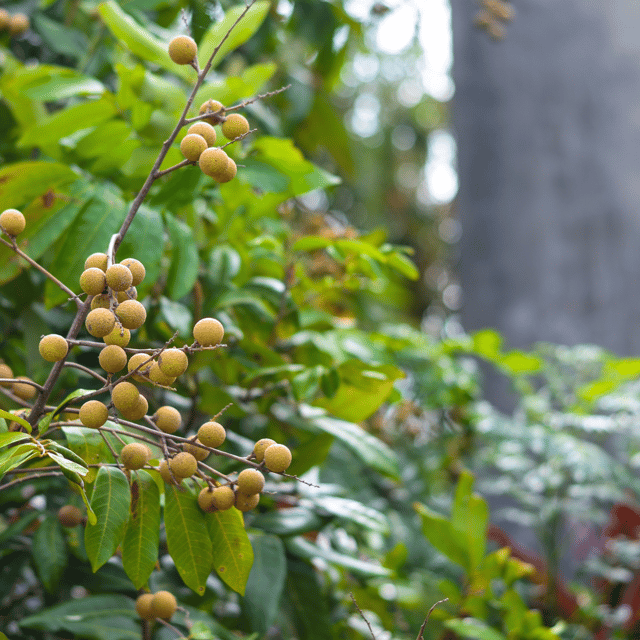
[241,535,286,634]
[0,409,32,433]
[19,594,138,640]
[444,619,509,640]
[165,484,212,595]
[385,251,420,280]
[165,214,199,300]
[206,508,253,596]
[414,502,468,569]
[499,351,543,374]
[62,426,114,483]
[292,236,333,252]
[0,432,31,447]
[0,444,40,478]
[85,467,131,572]
[472,329,503,360]
[451,471,488,570]
[121,470,160,589]
[251,507,324,536]
[312,496,389,533]
[32,515,68,593]
[0,510,40,546]
[32,16,88,60]
[17,66,104,101]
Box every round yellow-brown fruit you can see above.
[0,9,9,30]
[111,381,139,413]
[91,293,111,310]
[192,317,224,346]
[148,362,175,387]
[0,209,26,237]
[80,268,106,295]
[99,345,127,373]
[211,485,235,511]
[158,348,188,377]
[235,491,260,512]
[9,13,29,36]
[236,468,265,495]
[121,394,148,421]
[85,308,116,338]
[79,400,109,428]
[221,113,250,140]
[106,264,133,292]
[197,421,225,448]
[38,334,68,362]
[115,300,146,330]
[217,157,237,184]
[180,133,207,162]
[0,363,13,387]
[199,147,231,181]
[58,505,84,527]
[169,452,197,479]
[187,122,216,146]
[263,444,292,473]
[252,438,276,462]
[135,593,155,621]
[199,99,224,125]
[116,286,137,304]
[197,487,216,512]
[103,325,131,347]
[84,253,109,271]
[150,590,177,620]
[153,405,181,433]
[183,439,208,461]
[120,442,151,470]
[12,376,36,400]
[120,258,145,286]
[127,353,152,381]
[168,35,197,65]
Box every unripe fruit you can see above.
[85,308,116,338]
[39,334,68,362]
[58,505,84,527]
[84,253,109,271]
[158,459,174,484]
[198,421,225,448]
[116,286,137,303]
[111,381,139,413]
[120,442,151,470]
[211,485,235,511]
[79,400,109,428]
[135,593,155,621]
[222,113,250,140]
[217,157,237,184]
[80,268,107,295]
[187,122,216,146]
[99,345,127,373]
[192,317,224,346]
[199,99,224,125]
[103,325,131,347]
[120,258,145,286]
[236,468,265,495]
[151,590,177,620]
[0,363,13,386]
[197,487,216,512]
[0,209,26,237]
[183,439,208,461]
[121,394,148,421]
[263,444,292,473]
[116,300,147,330]
[9,13,29,36]
[180,133,207,161]
[199,147,231,181]
[12,376,36,400]
[154,406,181,433]
[128,353,152,381]
[235,491,260,512]
[253,438,276,462]
[148,362,175,387]
[106,264,133,292]
[91,293,111,310]
[169,452,197,478]
[158,349,188,377]
[168,35,197,65]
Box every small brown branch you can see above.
[0,470,64,492]
[62,362,108,384]
[154,159,193,179]
[416,599,448,640]
[0,378,45,392]
[155,617,186,639]
[350,593,376,640]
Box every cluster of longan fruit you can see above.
[135,590,178,621]
[0,9,29,37]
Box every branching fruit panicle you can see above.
[38,334,69,362]
[192,317,224,346]
[116,287,137,304]
[0,209,26,237]
[187,122,216,146]
[263,444,292,473]
[127,353,152,381]
[168,35,197,65]
[79,400,109,428]
[148,362,175,386]
[120,442,151,470]
[158,459,179,484]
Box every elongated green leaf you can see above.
[62,426,114,483]
[19,594,138,640]
[241,535,286,634]
[165,214,199,300]
[121,471,160,589]
[444,619,509,640]
[451,471,488,571]
[0,432,30,447]
[46,450,89,477]
[206,508,253,595]
[165,485,212,595]
[85,467,131,572]
[0,444,40,478]
[0,511,40,545]
[17,65,104,100]
[414,502,468,569]
[0,408,32,433]
[32,515,67,593]
[251,506,323,536]
[312,496,389,533]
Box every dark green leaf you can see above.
[444,619,509,640]
[165,214,199,301]
[32,515,67,593]
[252,506,324,536]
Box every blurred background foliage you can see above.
[2,1,640,640]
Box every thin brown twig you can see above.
[0,470,64,491]
[155,617,186,639]
[62,362,108,384]
[416,598,448,640]
[350,593,376,640]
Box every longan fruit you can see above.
[211,485,235,511]
[168,35,197,65]
[91,293,111,310]
[150,590,177,620]
[106,264,133,292]
[99,345,127,373]
[217,157,237,184]
[148,362,175,387]
[0,209,26,237]
[38,334,68,362]
[158,349,188,377]
[168,452,197,479]
[263,444,292,473]
[236,468,265,495]
[153,406,181,433]
[183,439,208,461]
[187,122,216,146]
[115,300,147,330]
[199,147,231,181]
[116,286,137,303]
[79,400,108,428]
[199,99,224,125]
[0,363,13,386]
[121,394,148,422]
[80,268,106,296]
[111,381,139,413]
[197,487,216,512]
[120,258,145,286]
[180,133,207,161]
[84,253,109,271]
[120,442,151,470]
[235,491,260,512]
[58,505,84,527]
[103,325,131,347]
[127,353,152,381]
[85,308,116,338]
[0,9,9,30]
[9,13,29,36]
[197,421,225,448]
[12,376,36,400]
[192,317,224,346]
[221,113,250,140]
[158,459,179,484]
[135,593,155,621]
[253,438,276,462]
